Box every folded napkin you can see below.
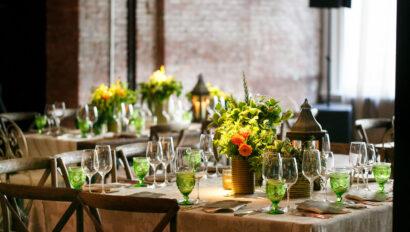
[296,200,351,214]
[129,191,165,198]
[202,200,251,213]
[345,190,393,202]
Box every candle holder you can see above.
[222,169,233,190]
[190,74,210,122]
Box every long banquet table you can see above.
[28,155,393,232]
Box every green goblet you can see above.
[176,171,196,205]
[68,167,86,189]
[373,162,391,193]
[133,157,149,187]
[77,118,90,138]
[34,114,47,134]
[329,168,350,203]
[266,179,286,214]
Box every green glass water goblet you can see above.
[134,116,145,134]
[68,167,86,189]
[266,179,286,214]
[77,118,90,138]
[373,162,391,193]
[176,171,196,205]
[34,114,47,134]
[133,157,150,187]
[329,168,350,203]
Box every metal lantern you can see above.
[286,99,327,150]
[191,74,210,122]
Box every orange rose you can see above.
[102,92,111,100]
[238,130,251,139]
[231,134,245,146]
[116,89,125,97]
[238,143,252,157]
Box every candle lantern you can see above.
[190,74,210,122]
[286,99,327,150]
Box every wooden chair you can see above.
[149,123,188,147]
[0,183,82,232]
[55,150,117,188]
[77,192,179,232]
[355,118,393,144]
[0,115,28,159]
[0,112,36,132]
[115,142,147,181]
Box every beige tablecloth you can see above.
[28,176,392,232]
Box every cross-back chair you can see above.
[77,192,179,232]
[0,115,28,160]
[149,123,188,147]
[115,142,147,182]
[0,183,82,232]
[355,118,393,144]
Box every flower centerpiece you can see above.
[90,80,137,134]
[139,66,183,124]
[211,74,293,194]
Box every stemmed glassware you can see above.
[88,105,98,136]
[264,153,285,214]
[330,167,350,203]
[175,146,196,205]
[44,104,55,135]
[320,152,334,201]
[34,113,47,134]
[81,149,99,193]
[95,145,113,194]
[349,142,367,189]
[158,136,175,187]
[190,149,206,204]
[199,134,215,178]
[363,144,376,190]
[53,102,66,135]
[282,157,298,213]
[121,103,134,132]
[373,162,391,193]
[302,149,321,200]
[133,157,149,187]
[146,141,163,188]
[77,105,90,138]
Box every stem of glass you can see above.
[286,186,290,211]
[163,163,168,185]
[153,164,157,188]
[309,180,313,200]
[324,177,328,201]
[88,175,91,193]
[100,172,105,194]
[356,168,360,190]
[196,177,200,201]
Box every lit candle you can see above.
[194,101,200,119]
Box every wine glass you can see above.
[88,105,98,136]
[330,167,350,203]
[349,142,367,190]
[302,149,321,200]
[53,102,66,135]
[373,162,391,193]
[121,103,134,132]
[44,104,55,135]
[364,144,376,190]
[133,157,150,187]
[322,133,331,154]
[175,146,196,205]
[95,145,113,194]
[320,152,334,201]
[199,134,215,178]
[146,141,163,188]
[190,149,206,204]
[264,153,285,214]
[81,149,99,193]
[282,157,298,213]
[77,105,90,138]
[34,113,47,134]
[158,136,175,187]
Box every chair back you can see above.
[78,192,179,232]
[355,118,393,143]
[330,142,350,155]
[0,183,82,232]
[0,115,28,159]
[149,123,188,147]
[115,142,147,180]
[0,112,36,132]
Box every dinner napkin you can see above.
[202,200,251,213]
[296,200,351,214]
[345,190,393,202]
[129,191,165,198]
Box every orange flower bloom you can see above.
[231,134,245,146]
[238,143,252,157]
[238,130,251,139]
[116,89,125,97]
[102,92,111,100]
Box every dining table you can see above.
[28,154,393,232]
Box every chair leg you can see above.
[76,204,83,232]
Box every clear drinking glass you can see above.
[320,152,334,201]
[264,154,284,214]
[146,141,163,188]
[81,149,99,193]
[95,145,113,194]
[158,136,175,187]
[53,102,66,135]
[364,144,376,190]
[302,149,321,200]
[190,149,206,204]
[88,105,98,136]
[44,104,55,135]
[199,134,215,178]
[175,147,196,205]
[349,142,367,190]
[121,103,134,132]
[282,158,298,213]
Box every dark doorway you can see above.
[0,0,46,113]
